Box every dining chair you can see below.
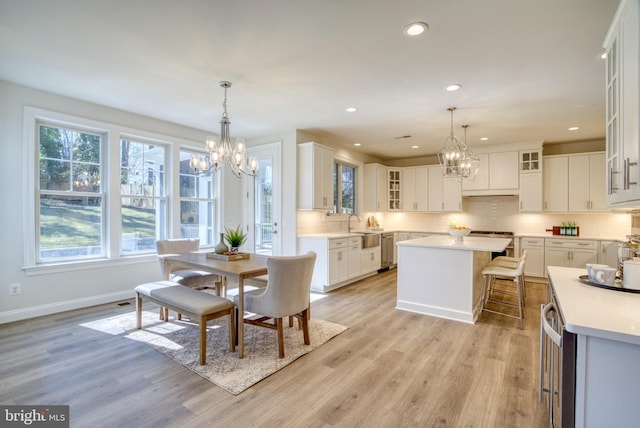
[156,238,224,296]
[235,251,316,358]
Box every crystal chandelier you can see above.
[190,81,258,177]
[437,107,480,181]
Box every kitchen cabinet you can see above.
[520,237,545,277]
[298,235,379,292]
[519,172,542,212]
[387,168,402,211]
[462,151,519,195]
[402,166,429,211]
[360,246,381,274]
[568,153,608,212]
[328,238,348,285]
[297,142,334,210]
[545,238,598,268]
[520,150,541,172]
[489,151,519,190]
[599,240,622,268]
[543,156,569,212]
[428,166,462,212]
[363,163,387,211]
[604,0,640,207]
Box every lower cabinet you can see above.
[544,239,598,268]
[520,237,545,277]
[599,240,622,268]
[361,247,381,274]
[298,236,378,293]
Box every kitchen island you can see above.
[547,266,640,427]
[396,235,511,323]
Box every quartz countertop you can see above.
[517,233,626,241]
[547,265,640,345]
[396,235,511,252]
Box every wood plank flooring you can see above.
[0,270,549,427]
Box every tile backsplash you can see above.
[298,195,632,239]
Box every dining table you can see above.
[162,252,269,358]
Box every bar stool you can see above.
[487,250,527,303]
[480,255,527,329]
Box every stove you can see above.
[468,230,514,258]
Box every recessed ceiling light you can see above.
[600,52,607,60]
[404,22,428,36]
[354,143,361,147]
[480,137,489,141]
[346,107,357,112]
[445,84,462,91]
[411,145,419,149]
[568,126,580,131]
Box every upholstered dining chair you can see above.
[235,251,316,358]
[156,238,224,296]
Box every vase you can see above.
[214,233,229,254]
[230,246,239,253]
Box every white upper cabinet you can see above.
[604,0,640,207]
[363,163,387,212]
[387,168,402,211]
[402,166,429,212]
[568,153,608,212]
[543,156,569,212]
[462,147,521,196]
[428,166,461,212]
[297,142,334,210]
[519,173,543,212]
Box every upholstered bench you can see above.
[134,281,236,364]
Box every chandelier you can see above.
[190,81,258,177]
[437,107,479,181]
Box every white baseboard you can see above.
[396,299,475,324]
[0,290,136,324]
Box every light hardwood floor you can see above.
[0,270,549,427]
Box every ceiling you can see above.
[0,0,619,161]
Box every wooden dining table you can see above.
[162,252,269,359]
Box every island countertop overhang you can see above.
[396,235,511,253]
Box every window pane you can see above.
[179,150,216,246]
[39,125,101,193]
[39,195,103,260]
[120,140,165,196]
[121,198,166,254]
[180,200,214,245]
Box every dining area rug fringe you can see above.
[81,310,347,395]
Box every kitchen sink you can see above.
[351,232,380,248]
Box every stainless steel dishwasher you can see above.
[381,232,395,270]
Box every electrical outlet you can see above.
[9,283,21,295]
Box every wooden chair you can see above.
[235,252,316,358]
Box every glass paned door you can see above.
[246,142,281,255]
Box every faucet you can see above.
[348,213,361,233]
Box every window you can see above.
[37,123,104,262]
[179,150,216,246]
[120,139,167,254]
[334,161,356,214]
[25,107,222,270]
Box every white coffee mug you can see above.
[592,266,617,286]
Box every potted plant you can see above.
[224,225,247,253]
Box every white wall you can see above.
[0,80,290,323]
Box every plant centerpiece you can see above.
[223,225,247,253]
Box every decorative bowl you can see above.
[448,227,470,242]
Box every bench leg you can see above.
[199,316,207,365]
[136,293,142,329]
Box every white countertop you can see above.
[396,235,511,252]
[547,265,640,345]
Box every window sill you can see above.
[23,254,158,277]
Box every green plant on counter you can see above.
[224,225,247,250]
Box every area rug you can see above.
[81,310,347,395]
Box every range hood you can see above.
[462,189,519,197]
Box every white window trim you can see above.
[22,106,212,274]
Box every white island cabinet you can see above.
[547,266,640,427]
[396,235,511,323]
